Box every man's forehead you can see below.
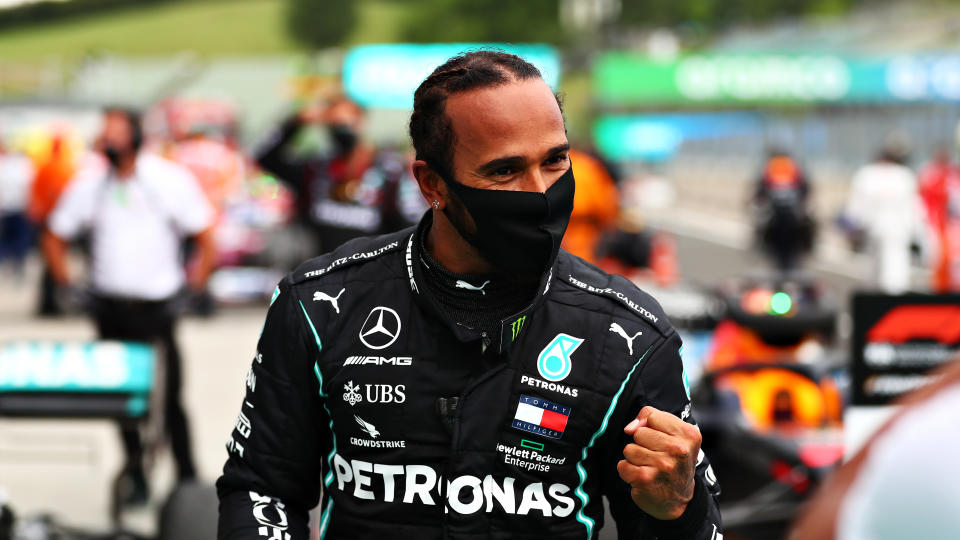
[445,79,566,161]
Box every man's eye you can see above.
[546,153,569,165]
[492,167,516,176]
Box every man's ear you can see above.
[412,160,447,210]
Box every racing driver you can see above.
[217,51,722,540]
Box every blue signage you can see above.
[343,43,562,109]
[593,112,764,162]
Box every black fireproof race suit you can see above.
[217,215,722,540]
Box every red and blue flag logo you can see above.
[512,394,570,439]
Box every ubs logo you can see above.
[359,306,401,350]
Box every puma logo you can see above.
[455,279,490,295]
[609,322,643,356]
[313,288,345,313]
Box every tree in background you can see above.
[398,0,568,45]
[618,0,858,29]
[287,0,357,49]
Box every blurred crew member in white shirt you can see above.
[844,145,928,293]
[42,107,216,504]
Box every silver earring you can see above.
[432,200,440,209]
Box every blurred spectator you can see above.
[0,141,35,280]
[256,95,422,255]
[843,144,928,293]
[166,130,245,218]
[561,148,620,263]
[751,148,814,273]
[791,359,960,540]
[27,133,76,315]
[41,107,216,505]
[919,146,960,292]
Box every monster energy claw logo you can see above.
[536,334,584,382]
[511,316,527,341]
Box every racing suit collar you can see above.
[407,211,558,354]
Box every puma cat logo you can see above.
[313,288,345,313]
[609,322,643,356]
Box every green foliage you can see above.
[0,0,296,59]
[287,0,358,49]
[0,0,172,30]
[619,0,858,28]
[398,0,568,45]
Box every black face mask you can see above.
[440,166,575,279]
[328,124,358,154]
[103,146,127,169]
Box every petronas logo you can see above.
[511,316,527,341]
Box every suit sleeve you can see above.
[216,279,326,540]
[603,331,722,540]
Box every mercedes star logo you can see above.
[359,306,401,350]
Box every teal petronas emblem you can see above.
[537,334,584,382]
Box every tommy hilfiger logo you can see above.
[512,394,571,440]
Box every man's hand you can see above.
[617,406,701,520]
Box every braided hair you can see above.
[409,50,563,181]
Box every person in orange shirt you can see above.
[752,149,814,272]
[27,133,77,316]
[561,148,620,263]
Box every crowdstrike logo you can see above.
[349,415,407,448]
[354,415,380,438]
[359,306,402,350]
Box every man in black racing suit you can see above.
[218,51,722,540]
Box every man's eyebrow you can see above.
[547,143,571,155]
[477,144,571,173]
[477,155,525,174]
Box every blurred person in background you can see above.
[27,133,76,315]
[751,148,814,273]
[0,139,35,280]
[791,359,960,540]
[560,147,620,264]
[164,114,247,313]
[161,100,246,216]
[41,107,216,504]
[256,95,420,256]
[919,146,960,292]
[843,141,928,293]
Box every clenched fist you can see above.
[616,405,701,520]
